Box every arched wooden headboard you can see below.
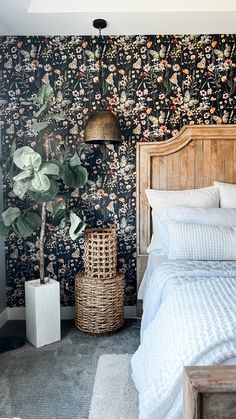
[136,124,236,293]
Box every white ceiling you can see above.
[0,0,236,35]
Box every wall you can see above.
[0,127,6,316]
[0,34,235,307]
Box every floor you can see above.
[0,319,140,419]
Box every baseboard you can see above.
[5,305,137,322]
[7,307,25,320]
[7,306,76,321]
[61,306,75,319]
[0,307,8,328]
[124,305,136,318]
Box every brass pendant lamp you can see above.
[84,19,121,144]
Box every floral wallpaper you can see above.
[0,34,235,307]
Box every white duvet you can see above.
[131,261,236,419]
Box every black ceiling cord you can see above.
[93,19,107,110]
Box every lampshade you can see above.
[84,111,121,143]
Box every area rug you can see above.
[89,354,139,419]
[0,321,140,419]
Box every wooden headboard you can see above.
[136,124,236,292]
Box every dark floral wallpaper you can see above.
[0,34,235,307]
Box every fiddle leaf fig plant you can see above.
[12,146,61,198]
[0,84,88,285]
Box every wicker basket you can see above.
[84,228,117,280]
[75,273,125,336]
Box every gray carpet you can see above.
[0,320,140,419]
[89,354,139,419]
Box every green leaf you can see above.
[70,152,81,167]
[31,172,50,192]
[16,215,34,239]
[53,212,65,226]
[45,122,57,134]
[0,220,10,236]
[13,212,40,239]
[2,207,21,227]
[7,160,19,181]
[11,219,22,238]
[5,156,12,172]
[10,140,16,156]
[0,156,4,166]
[47,113,71,122]
[63,165,77,188]
[0,141,16,169]
[25,211,41,228]
[22,151,41,171]
[52,199,66,226]
[13,179,31,199]
[31,121,50,133]
[36,84,53,106]
[34,102,48,118]
[50,160,65,178]
[13,169,32,182]
[53,199,66,216]
[27,179,59,202]
[72,165,88,187]
[39,162,60,177]
[69,211,86,240]
[64,163,87,188]
[13,146,34,170]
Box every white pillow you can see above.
[214,182,236,208]
[159,207,236,252]
[146,187,220,253]
[168,220,236,260]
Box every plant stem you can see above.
[39,202,46,285]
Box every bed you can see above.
[132,124,236,419]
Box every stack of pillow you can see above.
[146,182,236,261]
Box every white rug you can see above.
[89,354,139,419]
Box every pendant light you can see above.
[84,19,121,144]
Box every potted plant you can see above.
[0,84,88,347]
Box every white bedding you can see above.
[132,260,236,419]
[138,252,168,300]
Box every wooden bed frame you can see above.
[136,124,236,294]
